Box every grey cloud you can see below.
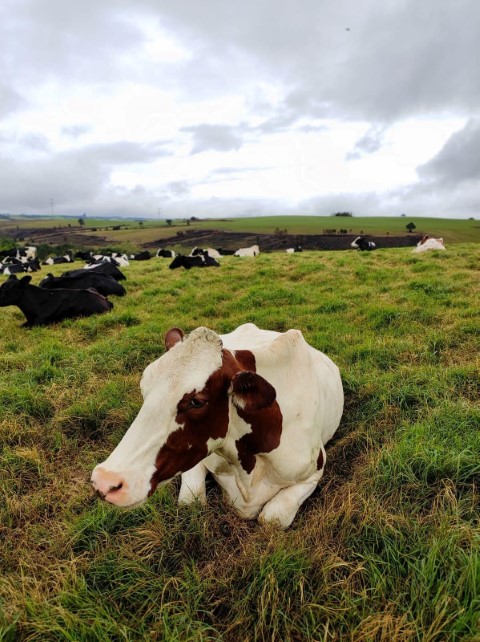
[62,124,92,138]
[417,119,480,185]
[0,139,173,213]
[181,124,244,154]
[346,125,387,161]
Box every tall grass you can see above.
[0,245,479,640]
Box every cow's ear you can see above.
[20,275,32,285]
[230,371,276,412]
[165,327,184,351]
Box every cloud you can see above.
[181,124,245,154]
[62,124,92,138]
[417,119,480,185]
[0,140,173,212]
[346,125,387,161]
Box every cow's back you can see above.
[221,324,343,446]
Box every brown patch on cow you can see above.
[235,402,283,474]
[316,448,324,470]
[150,349,240,492]
[234,349,256,372]
[149,347,283,491]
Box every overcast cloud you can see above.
[0,0,479,219]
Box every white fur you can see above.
[234,244,260,257]
[412,237,446,252]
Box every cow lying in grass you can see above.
[412,236,446,253]
[0,274,113,326]
[39,272,126,297]
[91,323,344,528]
[169,254,220,269]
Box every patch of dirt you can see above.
[143,229,423,252]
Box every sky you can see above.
[1,0,479,219]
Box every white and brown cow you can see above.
[412,235,446,253]
[234,244,260,257]
[91,323,343,528]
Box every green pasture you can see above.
[2,215,480,246]
[0,245,479,641]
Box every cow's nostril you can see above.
[108,482,123,493]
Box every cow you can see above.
[412,236,446,253]
[169,253,220,269]
[0,246,37,261]
[351,237,376,251]
[234,244,260,257]
[190,247,221,259]
[39,272,126,297]
[156,249,176,258]
[286,246,303,253]
[74,251,94,261]
[1,259,41,275]
[91,323,344,528]
[76,263,127,281]
[0,274,113,326]
[216,248,236,256]
[129,251,151,261]
[42,250,74,265]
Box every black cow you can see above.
[156,249,176,258]
[216,248,236,256]
[0,275,113,326]
[129,251,151,261]
[76,263,126,281]
[74,251,94,261]
[169,253,220,269]
[351,236,376,251]
[39,272,126,297]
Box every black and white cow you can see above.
[72,263,127,281]
[169,253,220,269]
[0,246,37,261]
[1,259,41,275]
[42,250,74,265]
[156,249,176,258]
[190,247,221,259]
[216,248,236,256]
[39,272,126,297]
[0,275,113,326]
[351,237,376,251]
[286,246,303,253]
[129,251,151,261]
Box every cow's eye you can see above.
[189,398,206,409]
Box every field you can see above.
[1,215,480,247]
[0,245,479,641]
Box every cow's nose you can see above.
[91,467,125,501]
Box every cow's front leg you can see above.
[178,461,208,505]
[258,471,323,529]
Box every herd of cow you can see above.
[0,235,447,327]
[0,232,450,527]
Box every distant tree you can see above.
[166,219,173,226]
[406,222,416,233]
[186,219,191,226]
[332,211,353,217]
[468,217,475,220]
[139,221,144,227]
[78,218,85,227]
[401,213,406,217]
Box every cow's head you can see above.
[91,326,276,507]
[0,275,31,305]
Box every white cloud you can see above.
[0,0,479,218]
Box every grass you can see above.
[0,244,479,640]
